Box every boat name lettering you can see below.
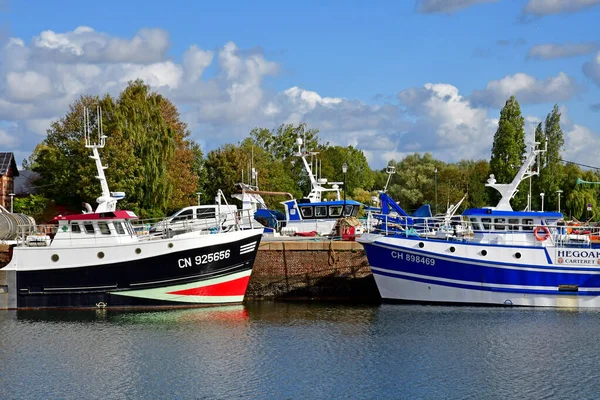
[391,251,435,266]
[178,250,231,268]
[556,250,600,258]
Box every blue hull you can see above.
[360,236,600,306]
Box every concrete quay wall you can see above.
[247,240,380,301]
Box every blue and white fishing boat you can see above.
[358,142,600,308]
[233,137,362,237]
[278,137,362,236]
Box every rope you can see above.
[328,240,337,266]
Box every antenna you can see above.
[383,165,396,193]
[83,106,124,213]
[84,106,106,149]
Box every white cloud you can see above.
[416,0,497,14]
[0,25,597,171]
[471,72,581,107]
[523,0,600,16]
[528,42,600,60]
[24,118,56,136]
[183,45,214,83]
[31,26,170,64]
[583,51,600,87]
[0,128,18,147]
[397,83,496,160]
[563,124,600,167]
[5,71,53,101]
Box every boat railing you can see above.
[13,223,58,246]
[273,218,339,236]
[370,215,600,248]
[368,214,595,247]
[134,208,257,238]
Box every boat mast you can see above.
[295,136,341,202]
[485,141,546,211]
[84,107,124,213]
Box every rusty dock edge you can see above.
[246,240,380,302]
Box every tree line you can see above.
[15,81,600,222]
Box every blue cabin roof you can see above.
[291,199,362,207]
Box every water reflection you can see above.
[2,303,600,399]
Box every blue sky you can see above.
[1,0,599,168]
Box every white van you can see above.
[150,205,239,235]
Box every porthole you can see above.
[515,252,522,259]
[51,254,59,262]
[418,242,424,248]
[135,248,141,254]
[98,251,105,259]
[481,250,488,256]
[168,243,174,248]
[450,246,456,253]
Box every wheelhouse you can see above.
[284,199,362,221]
[50,210,140,246]
[462,208,562,232]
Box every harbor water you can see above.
[1,302,600,399]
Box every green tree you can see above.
[31,80,201,218]
[489,96,526,209]
[13,194,54,223]
[251,123,321,195]
[538,105,566,210]
[318,145,375,198]
[386,153,437,212]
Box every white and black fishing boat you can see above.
[0,108,263,309]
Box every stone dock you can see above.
[247,240,380,302]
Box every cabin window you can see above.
[84,222,95,234]
[545,219,558,226]
[494,218,506,231]
[329,206,342,217]
[508,218,519,231]
[125,223,136,236]
[173,209,193,222]
[197,209,216,219]
[99,222,111,235]
[315,206,327,217]
[522,219,534,231]
[114,222,126,235]
[71,223,81,233]
[300,207,313,218]
[469,218,481,231]
[481,218,491,230]
[344,205,354,216]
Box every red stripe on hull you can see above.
[167,275,251,297]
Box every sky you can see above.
[0,0,599,169]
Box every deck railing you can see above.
[368,213,600,249]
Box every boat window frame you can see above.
[83,222,95,234]
[494,218,506,231]
[315,206,327,218]
[481,218,492,231]
[329,206,342,217]
[344,205,354,216]
[507,218,520,231]
[300,206,313,218]
[71,222,82,233]
[522,218,534,231]
[469,218,481,231]
[114,221,126,235]
[98,222,111,235]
